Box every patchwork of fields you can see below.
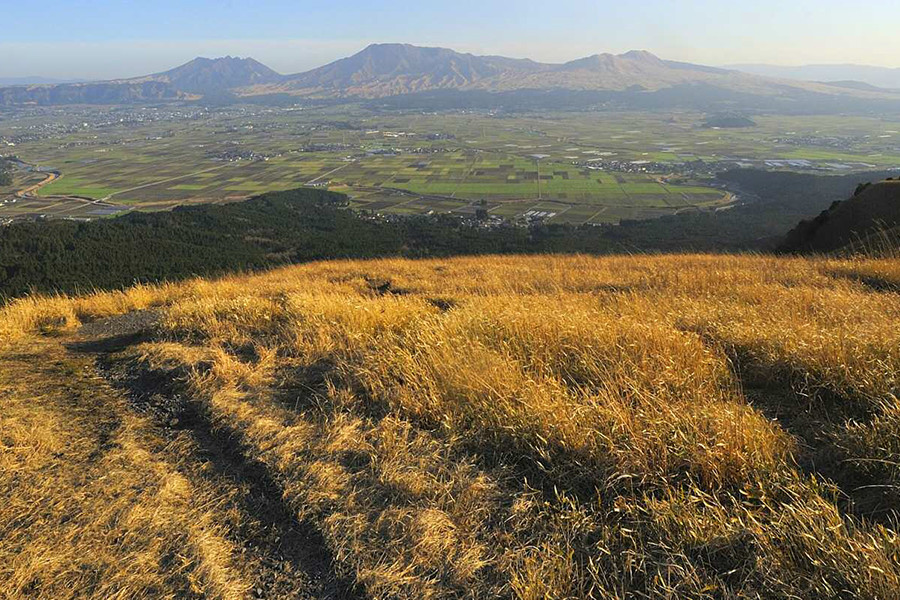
[28,147,728,223]
[0,196,128,220]
[342,154,724,223]
[3,106,898,223]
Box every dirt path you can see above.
[0,337,234,598]
[0,319,360,599]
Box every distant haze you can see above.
[727,64,900,90]
[1,0,898,80]
[0,77,83,86]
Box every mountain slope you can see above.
[276,43,540,97]
[3,253,900,598]
[0,57,281,105]
[487,50,746,94]
[781,179,900,253]
[257,44,900,105]
[136,56,283,94]
[268,44,753,97]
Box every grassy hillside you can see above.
[2,254,900,598]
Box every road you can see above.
[306,161,353,186]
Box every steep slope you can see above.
[781,179,900,253]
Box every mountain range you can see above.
[728,63,900,91]
[2,44,900,111]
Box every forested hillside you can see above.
[0,158,11,186]
[0,188,563,298]
[1,170,892,299]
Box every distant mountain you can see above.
[0,57,280,105]
[275,44,538,97]
[728,63,900,90]
[135,56,283,94]
[781,179,900,254]
[264,44,900,109]
[2,46,900,111]
[269,44,776,98]
[823,80,892,92]
[0,81,184,106]
[481,49,740,95]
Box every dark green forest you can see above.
[0,188,588,298]
[0,159,11,186]
[0,169,891,299]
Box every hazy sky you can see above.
[3,0,898,79]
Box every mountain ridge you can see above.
[271,44,760,97]
[2,44,900,108]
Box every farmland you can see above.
[2,105,898,224]
[0,164,129,223]
[0,196,127,222]
[2,253,900,598]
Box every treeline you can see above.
[0,188,605,298]
[0,169,891,299]
[0,159,11,186]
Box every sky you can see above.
[2,0,898,79]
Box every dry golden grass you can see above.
[0,338,250,600]
[3,253,900,598]
[0,282,183,341]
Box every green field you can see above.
[3,105,897,223]
[38,176,122,199]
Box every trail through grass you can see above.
[3,253,899,598]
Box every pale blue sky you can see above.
[3,0,897,79]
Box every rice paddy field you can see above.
[0,196,129,221]
[2,105,898,223]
